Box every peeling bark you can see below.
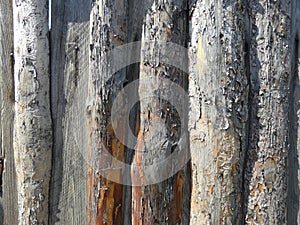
[244,1,292,224]
[188,0,248,224]
[2,0,300,224]
[131,0,189,224]
[13,0,52,224]
[89,0,127,224]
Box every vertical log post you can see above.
[244,0,292,224]
[13,0,52,224]
[89,0,127,224]
[188,0,248,224]
[131,0,189,224]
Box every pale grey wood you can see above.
[13,0,52,224]
[0,0,17,225]
[49,1,90,224]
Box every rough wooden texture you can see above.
[131,0,189,224]
[0,0,17,225]
[188,0,248,224]
[243,1,292,224]
[89,0,127,224]
[49,0,90,224]
[13,0,52,224]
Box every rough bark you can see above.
[88,0,127,224]
[188,0,248,224]
[243,1,292,224]
[0,0,17,224]
[13,0,52,224]
[131,0,189,224]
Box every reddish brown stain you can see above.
[132,132,144,225]
[170,172,183,225]
[95,121,125,225]
[88,115,93,225]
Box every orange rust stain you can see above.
[113,180,123,224]
[96,181,106,225]
[132,132,144,225]
[208,185,214,194]
[95,117,125,225]
[106,181,115,225]
[132,113,142,225]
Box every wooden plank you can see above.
[49,1,90,224]
[287,1,300,224]
[0,0,17,224]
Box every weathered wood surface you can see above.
[131,0,190,224]
[0,0,17,225]
[49,0,90,224]
[188,0,248,224]
[13,0,52,224]
[1,0,300,224]
[243,1,292,224]
[88,0,128,224]
[287,0,300,224]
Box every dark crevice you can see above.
[241,0,251,221]
[182,1,191,224]
[287,35,299,225]
[122,0,142,219]
[241,0,261,222]
[0,157,3,197]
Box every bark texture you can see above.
[244,1,292,224]
[89,0,127,224]
[1,0,300,224]
[131,1,189,225]
[188,0,248,224]
[13,0,52,224]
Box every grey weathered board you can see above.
[0,0,17,224]
[49,1,90,224]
